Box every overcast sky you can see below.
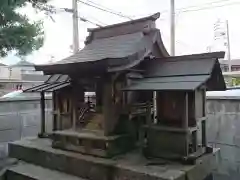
[2,0,240,65]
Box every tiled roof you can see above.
[123,75,210,91]
[35,12,169,74]
[23,74,71,93]
[124,52,226,91]
[52,32,144,65]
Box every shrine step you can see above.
[8,138,113,180]
[5,161,85,180]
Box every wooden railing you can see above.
[122,102,153,116]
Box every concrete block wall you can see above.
[0,95,238,179]
[0,97,52,159]
[206,98,240,179]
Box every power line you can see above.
[49,7,103,27]
[179,1,240,13]
[86,0,131,18]
[157,0,233,14]
[133,0,235,17]
[77,16,103,27]
[77,0,133,20]
[44,0,240,29]
[176,0,233,12]
[83,14,108,26]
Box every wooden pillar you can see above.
[184,92,189,156]
[72,100,77,130]
[102,81,113,135]
[39,91,47,138]
[55,92,61,130]
[156,92,163,125]
[153,91,157,124]
[202,89,207,146]
[183,92,189,129]
[96,81,103,112]
[72,86,84,130]
[146,101,152,126]
[52,92,57,131]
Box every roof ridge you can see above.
[88,12,160,32]
[91,31,143,41]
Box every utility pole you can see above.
[170,0,175,56]
[214,19,231,72]
[226,20,231,72]
[72,0,79,130]
[72,0,79,53]
[154,0,176,124]
[206,46,212,52]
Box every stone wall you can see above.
[0,97,52,158]
[206,97,240,180]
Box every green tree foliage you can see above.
[0,0,50,57]
[230,77,240,86]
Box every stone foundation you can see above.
[6,138,219,180]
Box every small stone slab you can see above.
[53,129,127,141]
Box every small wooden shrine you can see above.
[124,53,226,161]
[24,12,226,162]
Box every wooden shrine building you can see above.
[24,12,226,162]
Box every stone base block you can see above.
[51,129,132,158]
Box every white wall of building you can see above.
[0,65,43,81]
[0,67,21,80]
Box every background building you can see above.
[219,59,240,72]
[0,60,47,96]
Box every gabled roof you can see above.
[35,12,169,74]
[123,52,226,91]
[86,13,160,42]
[23,74,70,93]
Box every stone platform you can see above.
[6,138,218,180]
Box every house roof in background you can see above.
[21,74,49,82]
[219,59,240,66]
[10,60,35,67]
[0,62,6,66]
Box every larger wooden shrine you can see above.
[24,13,226,162]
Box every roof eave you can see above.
[155,51,225,61]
